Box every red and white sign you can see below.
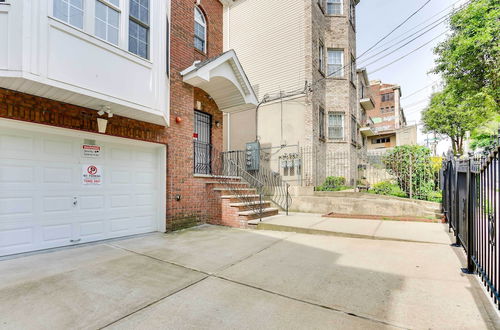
[82,164,103,185]
[82,144,102,158]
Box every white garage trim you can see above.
[0,118,166,256]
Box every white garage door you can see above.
[0,124,165,257]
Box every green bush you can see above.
[427,190,443,203]
[316,176,350,192]
[369,181,407,198]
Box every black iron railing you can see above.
[442,140,500,309]
[193,142,291,218]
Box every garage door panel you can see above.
[0,197,34,215]
[135,215,156,229]
[110,170,131,184]
[42,167,74,184]
[41,223,73,242]
[0,165,34,184]
[78,220,106,240]
[135,194,154,206]
[110,148,132,161]
[0,133,36,156]
[42,139,75,160]
[110,195,131,208]
[78,195,105,210]
[43,196,74,213]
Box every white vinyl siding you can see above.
[224,1,306,98]
[328,112,344,139]
[53,0,84,29]
[95,1,120,45]
[328,49,343,78]
[327,0,342,15]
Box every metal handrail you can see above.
[194,142,291,219]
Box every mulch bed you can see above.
[322,212,446,223]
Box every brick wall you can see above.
[0,0,227,232]
[167,0,225,230]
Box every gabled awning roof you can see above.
[180,50,258,113]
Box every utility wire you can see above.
[357,0,432,59]
[364,0,467,55]
[369,31,449,74]
[402,81,440,99]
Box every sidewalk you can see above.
[255,212,453,245]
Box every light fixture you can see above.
[97,105,110,116]
[97,110,105,116]
[215,121,221,128]
[106,110,113,118]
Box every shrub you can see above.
[316,176,350,192]
[427,190,443,203]
[369,180,407,198]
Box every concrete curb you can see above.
[256,222,448,245]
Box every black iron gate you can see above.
[442,142,500,309]
[194,111,212,174]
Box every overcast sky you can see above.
[356,0,468,154]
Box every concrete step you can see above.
[213,187,256,192]
[230,201,272,211]
[206,181,249,187]
[220,194,261,203]
[239,208,280,221]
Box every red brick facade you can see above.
[166,0,225,230]
[0,0,228,231]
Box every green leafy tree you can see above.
[423,0,499,155]
[470,114,500,150]
[433,0,500,110]
[422,87,491,155]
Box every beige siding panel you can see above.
[225,0,306,99]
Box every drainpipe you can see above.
[255,95,269,142]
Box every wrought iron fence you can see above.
[193,142,291,216]
[442,145,500,309]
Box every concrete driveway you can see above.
[0,225,499,329]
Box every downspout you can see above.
[255,95,269,142]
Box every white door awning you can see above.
[180,50,258,113]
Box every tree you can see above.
[422,0,499,155]
[433,0,500,110]
[422,87,491,155]
[470,114,500,150]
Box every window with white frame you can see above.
[129,0,149,59]
[328,49,343,77]
[194,6,207,52]
[318,41,324,73]
[95,0,120,45]
[53,0,84,29]
[328,112,344,139]
[326,0,342,15]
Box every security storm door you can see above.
[193,111,212,174]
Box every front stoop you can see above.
[206,181,279,228]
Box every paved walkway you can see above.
[257,212,452,244]
[0,225,498,329]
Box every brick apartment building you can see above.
[0,0,258,257]
[365,80,416,152]
[223,0,362,187]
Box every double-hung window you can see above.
[328,49,344,78]
[95,0,120,45]
[327,0,342,15]
[328,112,344,139]
[319,107,326,140]
[194,6,207,52]
[53,0,84,29]
[129,0,150,59]
[318,41,324,73]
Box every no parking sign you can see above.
[82,165,103,185]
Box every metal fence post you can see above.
[409,153,413,199]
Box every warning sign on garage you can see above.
[82,145,102,158]
[82,165,103,185]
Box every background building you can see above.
[366,80,415,152]
[223,0,361,186]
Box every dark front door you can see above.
[194,111,212,174]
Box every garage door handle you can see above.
[70,239,81,243]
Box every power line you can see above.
[364,0,467,55]
[402,81,440,99]
[357,9,453,66]
[368,31,449,74]
[357,0,432,59]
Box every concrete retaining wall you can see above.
[289,191,442,219]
